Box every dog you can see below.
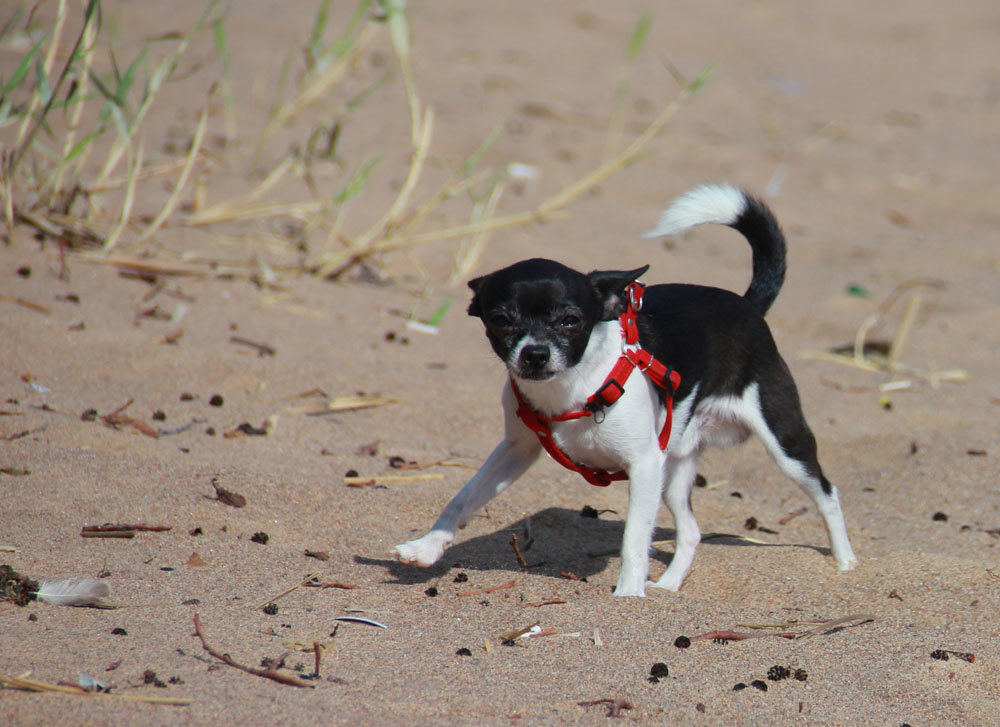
[393,183,857,596]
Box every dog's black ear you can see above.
[467,275,486,317]
[588,265,650,319]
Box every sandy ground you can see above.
[2,0,999,724]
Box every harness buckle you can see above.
[590,378,625,410]
[627,282,644,312]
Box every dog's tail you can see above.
[643,184,787,315]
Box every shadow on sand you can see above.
[358,506,830,586]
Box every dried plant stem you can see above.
[138,102,209,242]
[192,614,315,688]
[0,674,192,705]
[102,138,144,251]
[258,571,323,609]
[260,23,377,145]
[315,106,434,278]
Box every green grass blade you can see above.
[33,58,52,106]
[626,10,653,62]
[1,32,48,97]
[462,120,505,178]
[334,157,380,204]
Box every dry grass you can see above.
[2,1,703,289]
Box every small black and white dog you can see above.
[394,184,857,596]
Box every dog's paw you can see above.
[836,556,859,572]
[649,569,686,592]
[612,575,647,597]
[392,530,452,567]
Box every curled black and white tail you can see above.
[643,184,787,315]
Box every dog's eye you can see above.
[488,312,514,329]
[557,314,582,329]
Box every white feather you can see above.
[642,183,747,238]
[36,577,111,606]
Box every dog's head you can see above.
[467,258,648,381]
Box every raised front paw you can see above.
[392,530,452,567]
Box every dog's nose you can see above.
[520,344,550,368]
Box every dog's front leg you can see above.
[393,435,540,567]
[614,454,665,597]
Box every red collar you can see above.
[512,282,681,486]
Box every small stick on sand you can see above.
[510,533,528,572]
[192,614,315,688]
[456,580,516,597]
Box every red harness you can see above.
[511,282,681,486]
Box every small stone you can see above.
[424,587,438,597]
[209,394,224,407]
[733,683,747,691]
[649,662,669,679]
[750,680,768,692]
[111,627,128,636]
[674,635,691,649]
[932,511,948,522]
[263,602,279,615]
[455,648,472,656]
[250,531,269,545]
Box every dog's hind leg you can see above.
[650,453,701,591]
[743,379,858,571]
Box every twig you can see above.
[0,674,192,705]
[258,572,323,609]
[510,533,528,572]
[0,296,51,314]
[229,336,276,357]
[689,630,797,643]
[343,473,443,486]
[778,507,808,525]
[457,580,516,597]
[524,599,567,608]
[192,614,315,688]
[578,698,633,718]
[82,523,172,533]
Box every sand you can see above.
[2,0,998,724]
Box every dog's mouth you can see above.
[510,366,558,382]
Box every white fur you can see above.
[394,185,857,595]
[394,361,857,594]
[642,183,747,238]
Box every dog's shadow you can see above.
[358,506,831,585]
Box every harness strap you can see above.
[512,282,681,486]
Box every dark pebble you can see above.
[424,587,438,597]
[152,410,166,421]
[17,265,31,277]
[250,531,269,544]
[579,505,599,518]
[794,669,808,681]
[455,647,472,656]
[81,408,98,421]
[453,572,469,583]
[649,662,669,679]
[263,602,279,615]
[932,511,948,522]
[182,598,201,606]
[930,649,949,661]
[111,627,128,636]
[674,635,691,649]
[750,680,768,692]
[180,392,196,401]
[209,394,224,407]
[733,683,747,691]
